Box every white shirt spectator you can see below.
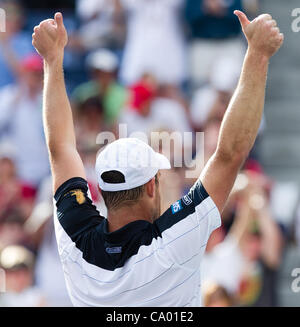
[35,222,73,307]
[0,84,49,187]
[190,86,265,134]
[0,287,45,307]
[190,56,241,127]
[76,0,120,49]
[27,177,72,306]
[201,236,245,295]
[190,86,217,128]
[120,97,192,136]
[120,0,186,85]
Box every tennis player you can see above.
[32,11,283,306]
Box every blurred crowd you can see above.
[0,0,298,307]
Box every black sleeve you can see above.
[155,179,209,235]
[54,177,104,242]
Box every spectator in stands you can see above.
[203,282,234,307]
[119,74,157,135]
[120,74,191,136]
[243,0,259,19]
[0,211,26,250]
[70,0,125,52]
[201,171,283,306]
[0,143,36,219]
[0,0,33,87]
[237,185,283,306]
[185,0,245,88]
[120,0,187,86]
[189,54,265,159]
[150,84,193,166]
[74,96,110,206]
[0,145,19,215]
[0,54,50,189]
[24,177,72,306]
[152,84,191,134]
[0,245,45,306]
[75,96,106,150]
[72,49,128,125]
[190,56,240,131]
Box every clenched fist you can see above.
[32,12,68,63]
[235,11,284,58]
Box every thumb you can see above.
[234,10,250,29]
[54,12,64,29]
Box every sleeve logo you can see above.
[182,195,192,206]
[69,189,86,205]
[171,200,182,214]
[106,247,122,254]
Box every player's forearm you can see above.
[43,55,76,154]
[216,49,269,163]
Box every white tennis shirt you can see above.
[54,177,221,307]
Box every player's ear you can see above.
[145,178,156,198]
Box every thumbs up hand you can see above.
[234,10,284,58]
[32,12,68,63]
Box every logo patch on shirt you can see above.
[106,247,122,254]
[171,200,182,214]
[182,195,192,206]
[68,189,86,205]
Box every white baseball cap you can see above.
[86,49,118,72]
[95,138,171,191]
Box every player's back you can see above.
[54,177,220,306]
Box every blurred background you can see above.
[0,0,299,307]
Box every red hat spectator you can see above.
[129,82,156,113]
[21,54,43,72]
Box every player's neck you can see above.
[107,201,153,233]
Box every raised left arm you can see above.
[32,13,86,193]
[201,11,283,213]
